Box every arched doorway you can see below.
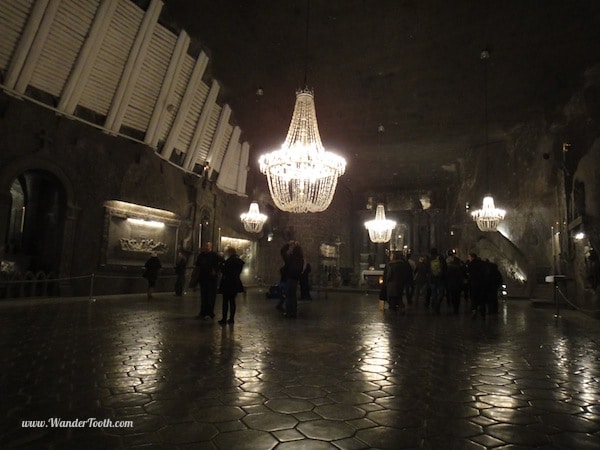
[4,170,66,274]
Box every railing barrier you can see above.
[0,271,177,300]
[545,274,600,317]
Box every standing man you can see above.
[384,251,413,314]
[282,241,304,318]
[445,251,466,314]
[413,255,428,307]
[485,260,503,314]
[428,248,447,314]
[467,252,486,317]
[195,242,223,319]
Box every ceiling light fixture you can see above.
[365,204,396,243]
[258,0,345,213]
[472,195,505,232]
[471,50,505,232]
[240,202,267,233]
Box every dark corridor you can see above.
[5,170,66,275]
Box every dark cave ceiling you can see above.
[160,0,600,196]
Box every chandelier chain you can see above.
[471,49,505,232]
[304,0,310,87]
[258,0,345,213]
[482,49,490,191]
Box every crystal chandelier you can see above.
[258,1,345,213]
[471,50,505,232]
[259,88,346,213]
[240,202,267,233]
[471,195,506,232]
[365,204,396,243]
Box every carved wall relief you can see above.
[102,201,181,267]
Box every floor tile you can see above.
[1,291,599,449]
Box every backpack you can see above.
[430,256,442,277]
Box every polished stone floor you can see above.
[1,288,599,449]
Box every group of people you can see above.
[275,240,310,318]
[144,242,503,322]
[191,242,245,325]
[143,242,245,325]
[382,247,503,317]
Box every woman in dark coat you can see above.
[144,252,162,299]
[446,253,466,314]
[413,255,429,306]
[485,260,503,314]
[467,252,486,317]
[283,242,304,317]
[384,251,413,313]
[218,247,245,324]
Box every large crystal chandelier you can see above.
[365,204,396,243]
[240,202,267,233]
[258,1,345,213]
[259,88,346,213]
[472,195,506,232]
[471,50,505,232]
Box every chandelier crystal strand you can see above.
[240,202,267,233]
[365,204,396,243]
[259,89,346,213]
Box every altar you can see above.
[361,269,384,288]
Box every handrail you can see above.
[0,272,177,300]
[556,285,600,314]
